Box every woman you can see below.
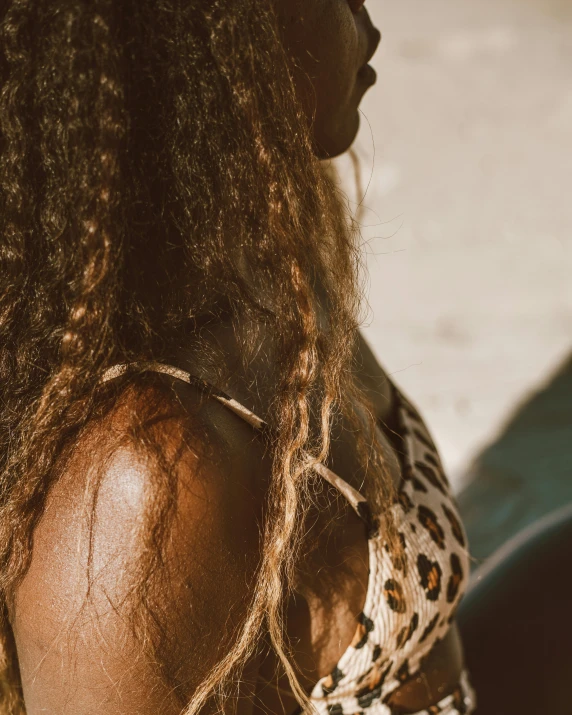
[0,1,476,713]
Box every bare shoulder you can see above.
[12,376,268,714]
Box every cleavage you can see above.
[274,416,403,684]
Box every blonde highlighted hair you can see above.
[0,1,395,711]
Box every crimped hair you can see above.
[0,1,397,712]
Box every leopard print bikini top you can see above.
[101,362,475,715]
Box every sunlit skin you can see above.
[253,338,466,714]
[252,1,467,711]
[11,2,466,713]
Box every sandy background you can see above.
[334,0,572,490]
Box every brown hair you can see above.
[0,1,396,712]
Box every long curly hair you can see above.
[0,0,397,712]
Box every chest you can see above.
[256,397,400,707]
[255,385,471,714]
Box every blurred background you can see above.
[333,0,572,562]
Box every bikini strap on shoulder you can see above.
[101,361,371,526]
[100,361,267,431]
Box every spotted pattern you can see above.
[417,554,443,601]
[102,364,475,714]
[383,579,407,613]
[442,504,467,548]
[419,613,440,643]
[418,506,446,549]
[395,612,419,649]
[447,553,464,604]
[352,613,375,649]
[308,386,474,714]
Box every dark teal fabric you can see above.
[458,504,572,714]
[457,352,572,565]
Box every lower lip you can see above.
[357,63,377,85]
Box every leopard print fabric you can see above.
[101,363,476,714]
[307,387,475,714]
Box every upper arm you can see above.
[11,383,266,714]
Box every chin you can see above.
[314,111,361,160]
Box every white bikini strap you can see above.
[100,361,374,529]
[101,361,266,431]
